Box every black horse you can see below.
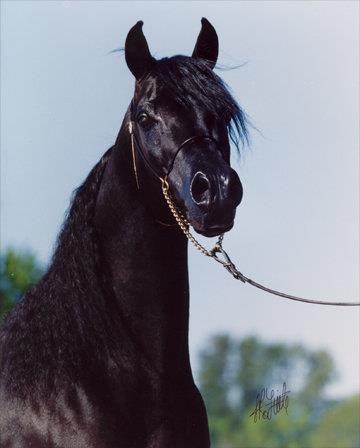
[0,18,248,447]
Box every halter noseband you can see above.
[128,119,216,189]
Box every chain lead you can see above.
[160,177,360,306]
[128,123,359,306]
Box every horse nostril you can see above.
[191,172,211,205]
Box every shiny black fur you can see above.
[0,18,248,447]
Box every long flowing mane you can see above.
[1,147,119,396]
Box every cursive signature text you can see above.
[249,382,291,422]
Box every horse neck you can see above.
[95,126,192,378]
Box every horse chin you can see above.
[192,221,234,238]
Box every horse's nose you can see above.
[190,171,211,206]
[190,169,243,207]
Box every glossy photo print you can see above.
[0,2,359,447]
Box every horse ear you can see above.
[125,21,155,80]
[192,18,219,69]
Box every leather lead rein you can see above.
[128,121,360,307]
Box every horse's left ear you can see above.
[192,18,219,69]
[125,21,155,80]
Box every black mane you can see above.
[152,56,249,150]
[1,147,118,396]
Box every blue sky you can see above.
[1,1,359,398]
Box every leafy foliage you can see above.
[198,334,359,448]
[308,395,360,448]
[0,248,44,320]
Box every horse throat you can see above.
[94,129,191,377]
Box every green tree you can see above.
[0,247,44,320]
[308,395,360,448]
[199,334,234,417]
[235,336,307,416]
[198,334,356,448]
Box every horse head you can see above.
[124,18,248,237]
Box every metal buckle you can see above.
[211,244,246,282]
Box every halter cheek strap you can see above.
[128,121,162,188]
[128,122,140,189]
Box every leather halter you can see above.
[128,120,216,187]
[128,98,218,186]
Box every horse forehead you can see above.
[135,75,184,111]
[135,76,158,103]
[134,74,209,127]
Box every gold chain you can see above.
[160,178,223,257]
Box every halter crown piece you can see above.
[127,121,360,307]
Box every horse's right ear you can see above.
[125,21,155,80]
[192,18,218,69]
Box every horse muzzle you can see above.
[186,167,243,237]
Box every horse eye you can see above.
[137,112,149,124]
